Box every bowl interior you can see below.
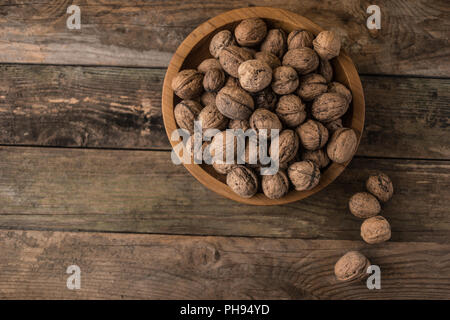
[163,7,364,205]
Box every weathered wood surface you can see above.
[1,65,449,159]
[0,230,448,299]
[0,146,448,242]
[0,0,449,77]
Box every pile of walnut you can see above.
[172,18,357,199]
[334,173,394,282]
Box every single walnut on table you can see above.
[334,251,371,282]
[361,216,392,244]
[366,173,394,202]
[349,192,381,218]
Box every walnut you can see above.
[260,29,286,58]
[209,30,236,58]
[171,69,204,99]
[262,170,290,199]
[198,58,222,73]
[213,162,236,175]
[311,92,349,122]
[301,149,330,169]
[174,100,203,134]
[203,68,226,92]
[349,192,381,218]
[224,76,241,88]
[325,118,343,133]
[241,47,257,57]
[361,216,391,244]
[271,66,299,95]
[219,45,253,78]
[197,104,228,131]
[251,87,277,111]
[366,173,394,202]
[229,119,250,132]
[297,74,328,101]
[234,18,267,47]
[334,251,370,282]
[244,140,261,167]
[287,160,320,191]
[200,91,217,107]
[216,86,254,120]
[282,48,319,75]
[313,30,341,60]
[296,119,329,151]
[287,30,314,49]
[318,58,333,82]
[226,165,259,198]
[238,59,272,93]
[326,128,358,163]
[185,136,211,161]
[249,109,283,138]
[275,94,306,128]
[210,130,237,162]
[328,81,352,104]
[254,51,281,69]
[270,129,300,165]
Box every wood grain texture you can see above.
[0,230,448,299]
[0,0,448,76]
[0,146,448,242]
[0,65,449,159]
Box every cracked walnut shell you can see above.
[334,251,371,282]
[361,216,392,244]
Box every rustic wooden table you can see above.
[0,1,449,300]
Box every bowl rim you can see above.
[162,6,365,205]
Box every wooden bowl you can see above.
[162,7,364,205]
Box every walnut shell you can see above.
[325,118,343,133]
[234,18,267,47]
[334,251,371,282]
[185,136,211,161]
[200,91,217,107]
[226,165,259,198]
[224,76,241,88]
[271,66,299,95]
[327,128,357,163]
[282,48,319,75]
[210,130,237,163]
[203,68,226,92]
[213,162,236,175]
[361,216,391,244]
[219,45,253,78]
[260,28,286,58]
[229,119,250,132]
[198,58,222,73]
[254,51,281,69]
[313,30,341,60]
[366,173,394,202]
[297,74,328,101]
[328,82,352,104]
[238,59,272,93]
[249,109,283,138]
[349,192,381,218]
[171,69,204,99]
[287,30,314,49]
[174,100,203,134]
[318,58,333,82]
[311,92,349,122]
[216,86,255,120]
[275,94,306,128]
[296,119,329,151]
[262,170,290,199]
[287,160,320,191]
[301,149,330,169]
[251,87,277,111]
[209,30,236,58]
[270,129,300,165]
[197,104,228,131]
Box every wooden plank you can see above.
[0,230,448,299]
[0,146,448,242]
[0,0,449,76]
[1,65,449,159]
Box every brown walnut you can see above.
[296,119,329,151]
[238,59,272,93]
[210,130,237,163]
[311,92,349,122]
[297,73,328,101]
[216,86,255,120]
[197,104,228,131]
[249,109,283,138]
[226,165,259,198]
[270,129,300,165]
[203,68,226,92]
[361,216,392,244]
[262,170,290,199]
[224,76,241,89]
[209,30,236,58]
[174,100,203,134]
[325,118,343,133]
[318,58,333,82]
[313,30,341,60]
[213,162,236,175]
[229,119,250,132]
[287,30,314,49]
[275,94,306,128]
[234,18,267,47]
[301,149,330,169]
[328,82,352,104]
[219,45,253,78]
[366,173,394,202]
[260,29,286,58]
[349,192,381,218]
[287,160,320,191]
[251,87,277,111]
[271,66,299,95]
[254,51,281,69]
[326,128,357,164]
[200,91,217,107]
[171,69,204,99]
[334,251,371,282]
[198,58,222,73]
[282,47,319,75]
